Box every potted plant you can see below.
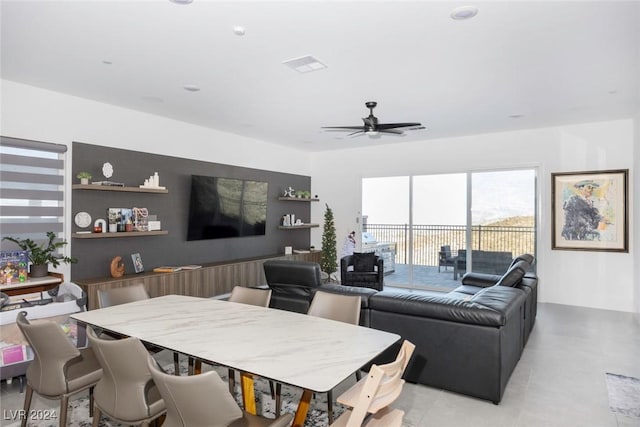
[321,203,337,281]
[77,171,92,185]
[2,231,77,277]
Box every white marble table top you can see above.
[71,295,400,392]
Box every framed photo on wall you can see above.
[552,169,628,252]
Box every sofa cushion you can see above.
[495,260,528,287]
[508,253,534,269]
[353,252,376,272]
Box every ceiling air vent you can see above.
[283,55,327,73]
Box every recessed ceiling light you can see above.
[169,0,193,4]
[283,55,327,73]
[451,6,479,20]
[183,85,201,92]
[233,26,246,36]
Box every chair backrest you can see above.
[307,290,361,325]
[228,286,272,307]
[97,283,149,308]
[263,260,322,297]
[344,340,415,427]
[87,327,165,422]
[440,245,452,258]
[146,355,243,427]
[16,311,81,396]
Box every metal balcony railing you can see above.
[364,223,535,266]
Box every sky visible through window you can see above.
[363,170,535,226]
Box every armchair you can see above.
[340,253,384,291]
[438,245,456,272]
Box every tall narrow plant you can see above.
[321,203,337,278]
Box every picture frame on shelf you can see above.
[551,169,628,252]
[131,253,144,273]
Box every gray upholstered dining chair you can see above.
[97,283,180,375]
[226,286,273,395]
[16,311,103,427]
[146,355,294,427]
[87,327,166,427]
[306,291,362,424]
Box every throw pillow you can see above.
[353,252,376,272]
[495,260,527,287]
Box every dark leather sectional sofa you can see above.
[263,254,538,404]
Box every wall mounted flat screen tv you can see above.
[187,175,268,241]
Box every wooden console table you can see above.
[75,252,321,310]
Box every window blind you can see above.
[0,136,67,248]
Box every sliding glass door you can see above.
[362,168,536,291]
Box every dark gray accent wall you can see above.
[71,142,312,280]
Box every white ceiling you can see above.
[2,1,639,152]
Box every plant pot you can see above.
[80,178,89,185]
[29,264,49,278]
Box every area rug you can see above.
[605,372,640,418]
[7,360,345,427]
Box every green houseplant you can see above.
[76,171,92,184]
[2,231,77,277]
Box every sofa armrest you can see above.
[460,272,502,287]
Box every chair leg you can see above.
[275,383,282,417]
[59,395,69,427]
[355,370,362,381]
[92,406,102,427]
[21,384,33,427]
[173,352,180,375]
[89,386,95,417]
[327,389,334,425]
[228,368,236,394]
[269,380,275,399]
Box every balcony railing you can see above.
[364,223,535,266]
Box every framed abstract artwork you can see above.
[552,169,628,252]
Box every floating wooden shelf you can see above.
[278,197,319,202]
[278,224,319,230]
[72,184,168,194]
[72,231,169,239]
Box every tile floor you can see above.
[1,302,639,427]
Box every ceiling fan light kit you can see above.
[322,101,422,138]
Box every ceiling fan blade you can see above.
[378,129,405,135]
[377,122,422,130]
[347,130,365,137]
[321,126,365,130]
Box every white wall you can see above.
[1,80,312,279]
[310,120,636,313]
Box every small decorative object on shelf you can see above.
[110,256,125,278]
[133,207,149,231]
[131,253,144,273]
[94,218,107,233]
[283,187,295,198]
[76,171,92,185]
[140,172,166,190]
[102,162,114,179]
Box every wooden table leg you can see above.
[240,372,257,415]
[292,389,313,427]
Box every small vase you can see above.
[80,178,89,185]
[29,264,49,278]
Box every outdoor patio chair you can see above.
[438,245,456,272]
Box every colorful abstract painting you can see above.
[552,170,628,252]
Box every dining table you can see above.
[71,294,400,426]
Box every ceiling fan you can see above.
[322,101,423,137]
